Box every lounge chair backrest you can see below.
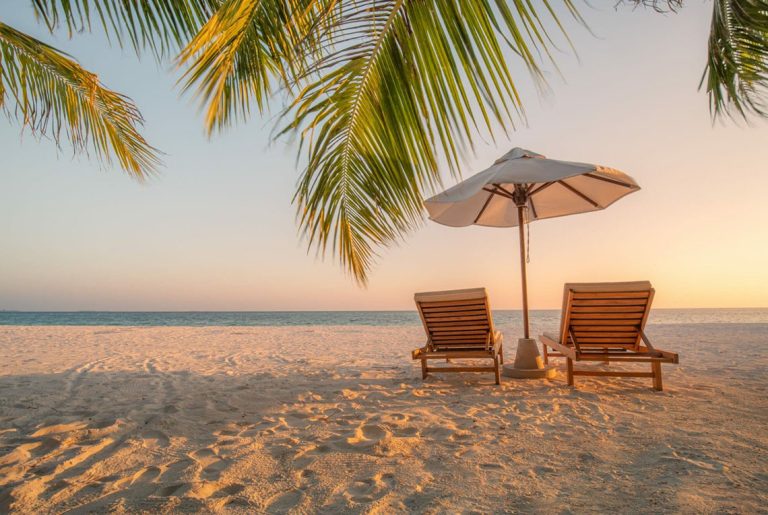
[559,281,654,351]
[415,288,494,351]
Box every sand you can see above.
[0,323,766,513]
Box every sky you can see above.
[1,2,767,310]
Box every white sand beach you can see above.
[1,323,766,513]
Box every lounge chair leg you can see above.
[566,358,574,386]
[421,359,428,380]
[542,343,548,365]
[652,361,663,391]
[499,345,504,365]
[494,357,501,385]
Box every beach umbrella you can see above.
[424,147,640,375]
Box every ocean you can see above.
[0,309,766,326]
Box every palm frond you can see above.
[31,0,217,60]
[703,0,768,119]
[283,0,580,283]
[176,0,326,134]
[0,22,160,178]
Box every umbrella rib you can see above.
[557,180,600,207]
[473,192,495,224]
[482,186,514,200]
[529,182,555,197]
[529,195,538,219]
[584,173,634,188]
[494,184,518,199]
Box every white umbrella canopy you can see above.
[424,147,641,340]
[425,148,640,227]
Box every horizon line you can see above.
[2,307,767,313]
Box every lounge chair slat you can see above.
[432,341,488,345]
[570,319,640,326]
[571,306,647,313]
[430,344,491,349]
[418,299,487,308]
[574,339,638,345]
[574,331,640,338]
[424,309,487,317]
[571,299,649,306]
[421,304,486,313]
[570,312,644,320]
[572,292,650,299]
[429,327,489,333]
[426,321,490,329]
[432,338,488,344]
[423,315,489,323]
[431,331,489,336]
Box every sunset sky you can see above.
[1,2,767,310]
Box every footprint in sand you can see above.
[345,472,396,503]
[265,489,304,513]
[131,465,161,485]
[31,422,87,438]
[191,447,217,459]
[201,459,229,481]
[107,465,163,498]
[344,424,391,450]
[42,478,70,496]
[140,429,170,448]
[26,437,61,458]
[159,459,195,482]
[158,483,189,497]
[215,483,245,497]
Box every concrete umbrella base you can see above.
[502,338,556,379]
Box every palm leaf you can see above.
[176,0,326,134]
[0,22,160,178]
[282,0,581,283]
[702,0,768,119]
[31,0,217,60]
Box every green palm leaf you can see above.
[702,0,768,119]
[282,0,581,283]
[176,0,327,134]
[0,22,160,178]
[31,0,217,60]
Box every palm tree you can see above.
[2,0,767,281]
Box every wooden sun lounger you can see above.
[539,281,678,390]
[411,288,504,384]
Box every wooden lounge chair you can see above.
[540,281,678,390]
[411,288,504,384]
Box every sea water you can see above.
[0,309,766,327]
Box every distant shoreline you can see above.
[1,308,766,327]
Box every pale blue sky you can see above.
[1,2,767,310]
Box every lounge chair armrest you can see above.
[540,332,559,345]
[412,345,428,360]
[491,331,503,357]
[539,333,577,359]
[639,330,664,357]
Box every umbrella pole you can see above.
[517,205,530,339]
